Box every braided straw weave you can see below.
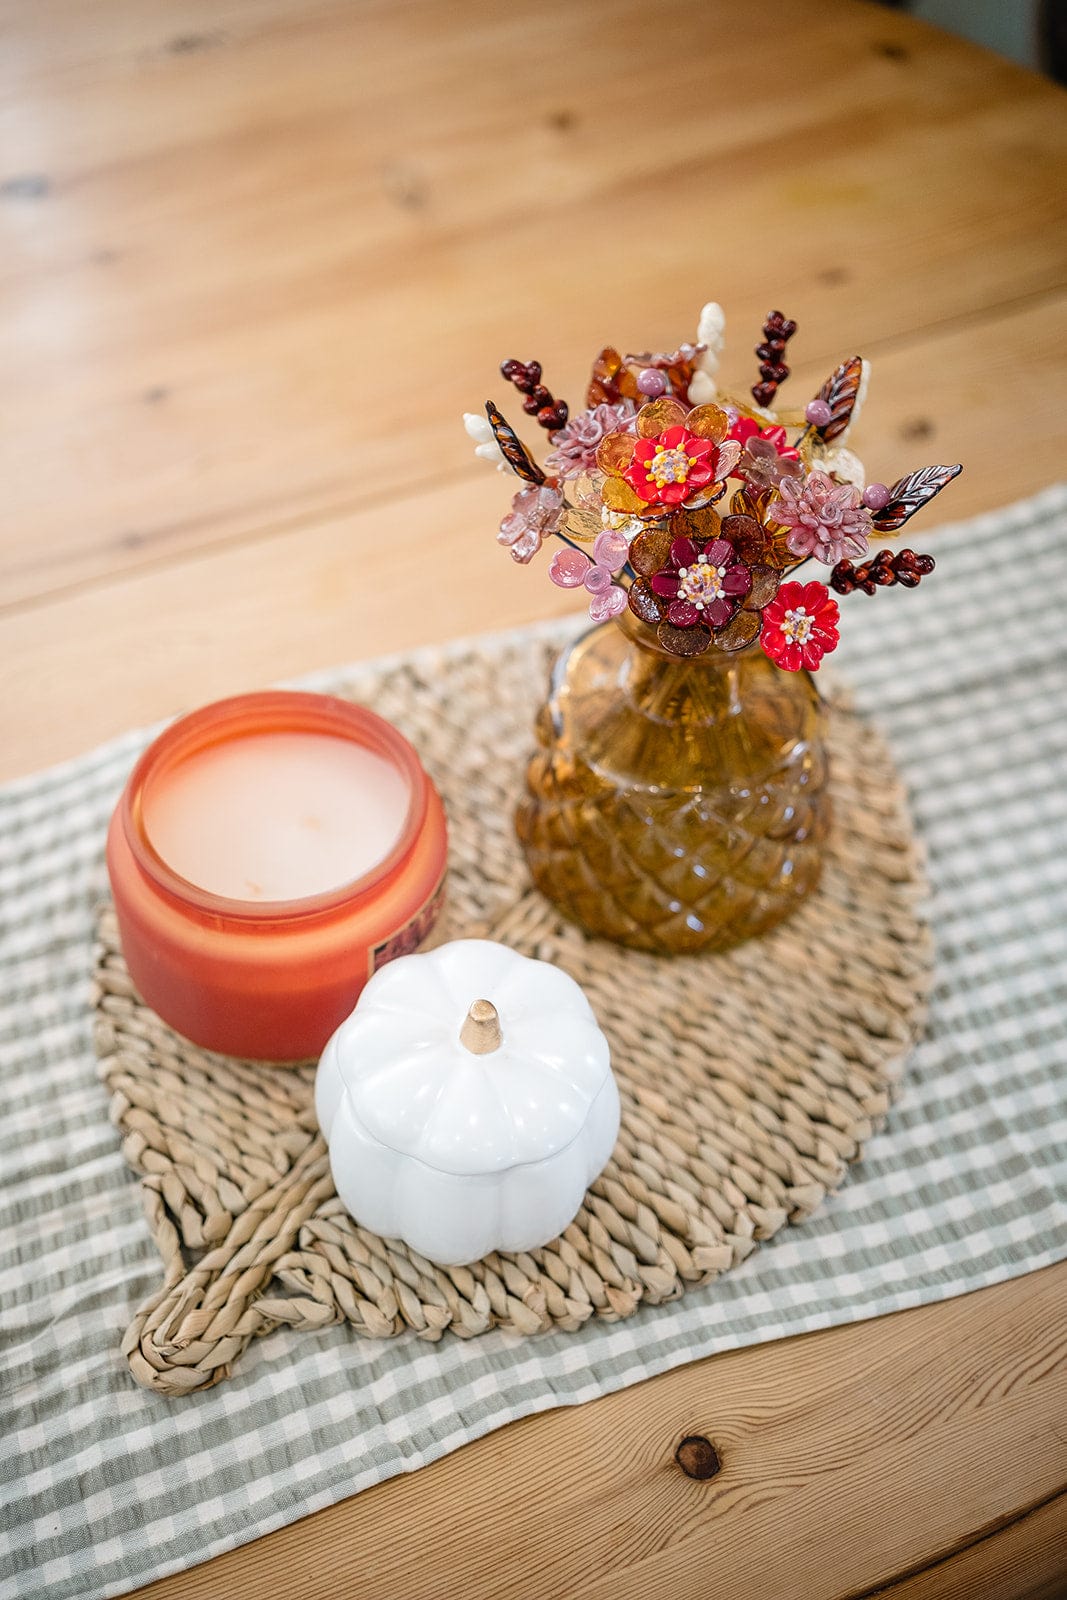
[91,630,932,1396]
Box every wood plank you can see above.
[2,291,1063,780]
[128,1262,1067,1600]
[2,0,1065,606]
[861,1489,1067,1600]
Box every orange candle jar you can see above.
[106,691,447,1063]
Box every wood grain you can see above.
[128,1264,1067,1600]
[2,290,1065,779]
[3,0,1066,1595]
[863,1491,1067,1600]
[2,0,1066,608]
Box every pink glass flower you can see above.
[548,530,629,622]
[737,436,805,492]
[544,400,637,480]
[497,484,564,564]
[771,470,873,565]
[728,417,800,479]
[760,580,840,672]
[649,535,752,629]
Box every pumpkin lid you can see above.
[318,939,613,1177]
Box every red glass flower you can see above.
[759,580,840,672]
[596,397,741,519]
[650,535,752,629]
[729,417,799,462]
[625,426,717,507]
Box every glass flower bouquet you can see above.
[465,306,961,955]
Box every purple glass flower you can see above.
[649,535,751,629]
[497,484,564,564]
[548,530,629,622]
[544,400,637,480]
[771,470,873,565]
[737,436,804,493]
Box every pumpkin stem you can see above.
[459,999,502,1055]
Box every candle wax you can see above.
[144,731,411,902]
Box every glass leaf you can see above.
[813,355,864,443]
[667,358,699,401]
[586,346,641,409]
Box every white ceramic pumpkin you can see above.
[315,938,619,1265]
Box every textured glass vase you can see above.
[516,612,831,954]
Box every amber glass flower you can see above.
[627,509,782,658]
[596,398,742,520]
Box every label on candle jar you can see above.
[370,874,447,974]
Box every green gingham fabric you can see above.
[2,487,1065,1600]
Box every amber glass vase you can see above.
[516,612,830,954]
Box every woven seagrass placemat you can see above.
[92,634,931,1396]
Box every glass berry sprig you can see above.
[464,304,962,672]
[752,310,797,409]
[830,547,936,595]
[500,359,569,433]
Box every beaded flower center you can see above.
[782,606,814,644]
[678,561,726,608]
[648,446,692,488]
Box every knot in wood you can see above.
[674,1435,721,1481]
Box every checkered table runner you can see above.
[2,486,1065,1600]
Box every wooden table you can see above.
[3,1,1065,1594]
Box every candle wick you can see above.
[459,999,502,1055]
